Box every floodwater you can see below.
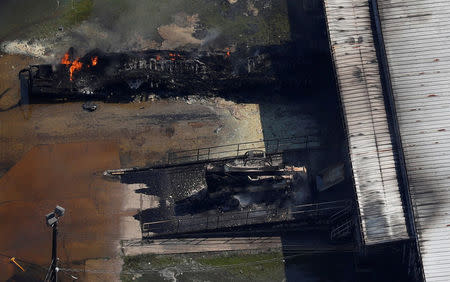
[0,142,132,281]
[0,0,353,281]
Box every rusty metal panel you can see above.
[323,0,409,245]
[378,0,450,280]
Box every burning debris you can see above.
[19,44,312,103]
[59,49,99,81]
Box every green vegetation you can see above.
[22,0,94,39]
[121,250,286,282]
[197,251,285,280]
[95,0,291,47]
[0,0,94,41]
[64,0,94,26]
[122,254,183,270]
[8,0,291,48]
[190,0,291,46]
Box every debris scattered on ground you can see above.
[214,125,223,134]
[0,40,52,59]
[82,102,97,112]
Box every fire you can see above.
[61,53,71,65]
[60,52,99,81]
[168,53,181,61]
[156,55,161,61]
[69,59,83,81]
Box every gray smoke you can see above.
[65,0,216,54]
[1,0,230,62]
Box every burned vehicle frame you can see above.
[19,45,315,104]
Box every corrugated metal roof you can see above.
[377,0,450,281]
[324,0,409,245]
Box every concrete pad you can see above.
[122,237,283,256]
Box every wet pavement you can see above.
[0,142,132,281]
[0,1,348,281]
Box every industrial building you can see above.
[324,0,449,281]
[109,1,449,281]
[1,0,447,281]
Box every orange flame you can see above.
[60,52,99,81]
[225,48,231,57]
[69,59,83,81]
[169,53,180,61]
[61,53,71,65]
[156,55,161,61]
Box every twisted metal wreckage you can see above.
[19,45,313,103]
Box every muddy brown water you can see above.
[0,142,127,281]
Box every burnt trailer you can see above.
[19,45,312,103]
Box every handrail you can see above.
[103,135,320,176]
[168,135,320,164]
[142,200,351,235]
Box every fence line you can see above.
[167,135,320,164]
[103,135,321,176]
[142,200,351,237]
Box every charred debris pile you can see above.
[19,44,316,103]
[174,152,308,216]
[116,151,350,237]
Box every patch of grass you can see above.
[197,251,283,266]
[64,0,94,26]
[22,0,94,39]
[122,254,183,271]
[121,254,186,282]
[197,251,285,279]
[138,0,291,47]
[193,0,291,46]
[121,251,286,281]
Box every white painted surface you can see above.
[324,0,409,245]
[378,1,450,280]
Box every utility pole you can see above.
[45,206,65,282]
[51,222,58,282]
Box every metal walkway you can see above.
[167,135,321,164]
[104,135,320,176]
[142,200,351,237]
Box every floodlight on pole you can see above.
[54,206,65,217]
[44,206,65,282]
